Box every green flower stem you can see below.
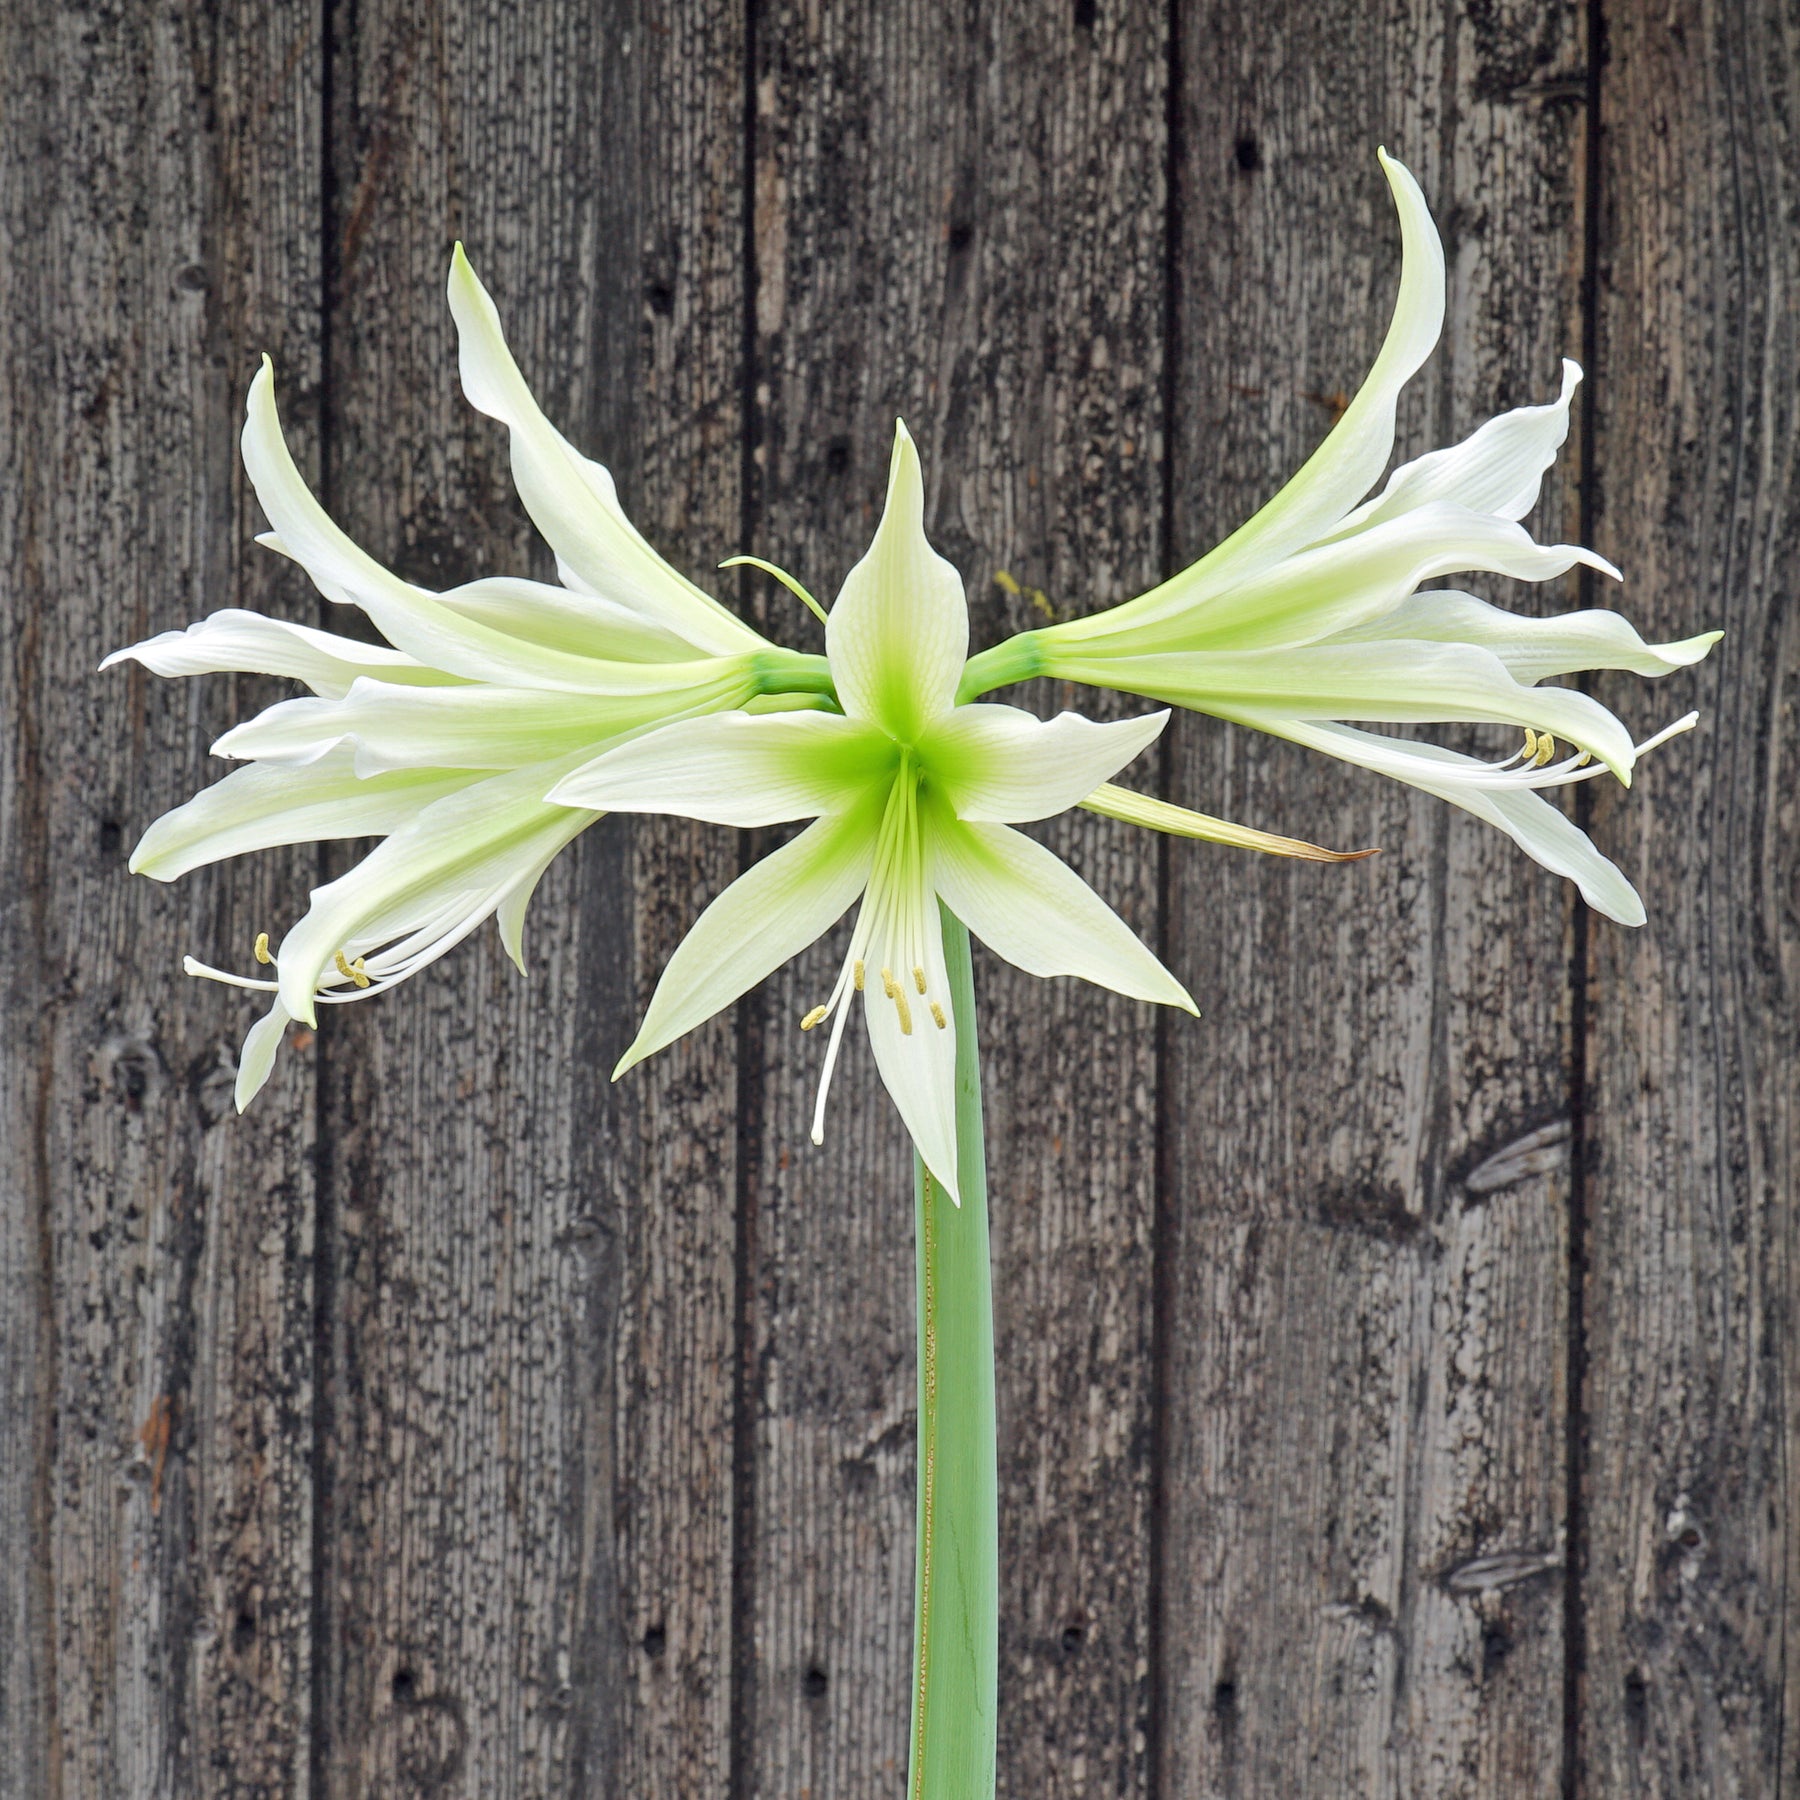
[954,631,1044,703]
[908,904,998,1800]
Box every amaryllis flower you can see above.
[552,423,1202,1198]
[109,249,829,1109]
[958,149,1719,925]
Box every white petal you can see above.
[1066,149,1443,644]
[1050,639,1638,778]
[1267,719,1645,923]
[1067,502,1616,655]
[615,800,882,1074]
[929,811,1195,1011]
[1337,359,1582,530]
[918,703,1168,823]
[825,420,969,740]
[494,830,574,975]
[274,762,598,1023]
[102,609,448,699]
[1323,589,1723,683]
[215,676,746,775]
[860,883,961,1199]
[436,576,703,663]
[550,710,894,825]
[131,749,478,880]
[242,360,745,695]
[235,999,293,1111]
[447,247,764,657]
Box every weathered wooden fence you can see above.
[1,0,1791,1793]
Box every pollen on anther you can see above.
[801,1004,829,1031]
[853,960,866,991]
[254,931,272,965]
[1521,727,1539,762]
[334,949,372,990]
[912,965,926,994]
[895,992,914,1035]
[930,1002,947,1030]
[1575,749,1592,767]
[881,967,898,999]
[1533,732,1557,768]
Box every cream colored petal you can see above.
[916,704,1168,823]
[614,799,882,1075]
[550,710,894,825]
[1336,359,1583,530]
[825,420,969,740]
[130,750,478,880]
[102,609,450,699]
[1322,589,1723,683]
[273,761,598,1024]
[214,675,751,775]
[929,810,1195,1012]
[1067,148,1444,639]
[859,877,961,1201]
[447,247,765,657]
[1047,639,1638,779]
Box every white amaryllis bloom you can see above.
[959,149,1719,926]
[551,423,1198,1200]
[109,248,829,1110]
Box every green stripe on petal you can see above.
[550,710,895,825]
[826,421,969,742]
[614,797,883,1075]
[928,809,1195,1013]
[915,703,1167,823]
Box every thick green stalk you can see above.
[907,904,998,1800]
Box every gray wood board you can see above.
[1,0,323,1791]
[1580,1,1800,1791]
[0,0,1789,1794]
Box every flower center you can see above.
[800,754,948,1146]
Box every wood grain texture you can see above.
[746,3,1168,1794]
[313,1,744,1793]
[2,1,1793,1794]
[1579,1,1800,1791]
[1160,3,1589,1792]
[0,3,322,1794]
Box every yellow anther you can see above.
[1574,748,1592,767]
[881,967,898,999]
[801,1004,829,1031]
[912,965,927,994]
[253,931,272,965]
[930,1002,947,1030]
[853,960,866,991]
[334,950,371,990]
[1533,732,1556,768]
[1521,727,1538,762]
[895,991,914,1035]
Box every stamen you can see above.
[1575,749,1592,767]
[1521,727,1538,762]
[801,1004,829,1031]
[912,964,927,994]
[853,960,866,991]
[895,991,914,1035]
[334,950,372,990]
[930,1002,947,1030]
[881,967,898,999]
[254,931,273,965]
[1533,732,1557,768]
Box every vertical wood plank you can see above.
[313,2,744,1792]
[0,3,321,1792]
[1161,3,1589,1791]
[747,4,1168,1793]
[1579,1,1799,1789]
